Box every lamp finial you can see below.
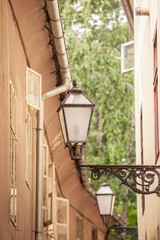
[73,79,77,88]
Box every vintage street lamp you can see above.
[96,180,138,239]
[58,80,95,160]
[58,80,160,196]
[96,180,115,226]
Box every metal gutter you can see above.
[121,0,134,37]
[44,0,73,98]
[36,101,44,240]
[35,0,72,239]
[78,155,96,197]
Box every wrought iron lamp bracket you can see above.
[77,164,160,196]
[102,215,138,239]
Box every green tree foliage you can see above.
[59,0,136,228]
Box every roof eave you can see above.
[121,0,134,37]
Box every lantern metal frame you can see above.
[77,164,160,196]
[96,180,115,216]
[95,180,138,238]
[57,80,95,160]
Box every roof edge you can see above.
[121,0,134,37]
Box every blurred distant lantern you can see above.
[95,180,138,236]
[96,180,115,226]
[58,80,95,160]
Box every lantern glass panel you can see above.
[96,184,113,195]
[65,92,91,105]
[59,108,67,144]
[97,195,113,216]
[111,195,115,215]
[64,107,92,142]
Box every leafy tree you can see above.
[59,0,136,232]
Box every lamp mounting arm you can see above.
[101,215,138,239]
[77,164,160,196]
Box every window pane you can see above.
[76,217,83,240]
[44,208,48,223]
[124,44,134,70]
[26,108,32,187]
[48,164,53,178]
[11,186,13,217]
[57,224,67,240]
[43,178,47,207]
[92,228,97,240]
[48,193,52,221]
[15,143,17,183]
[10,81,17,226]
[121,41,134,73]
[43,145,47,176]
[43,137,53,227]
[11,135,14,177]
[14,185,17,222]
[57,199,67,224]
[15,96,17,135]
[26,67,41,110]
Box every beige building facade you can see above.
[0,0,111,239]
[135,0,160,239]
[122,0,160,239]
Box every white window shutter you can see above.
[121,41,134,74]
[43,137,53,227]
[26,67,42,110]
[56,197,69,240]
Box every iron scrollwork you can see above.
[78,164,160,196]
[111,226,138,240]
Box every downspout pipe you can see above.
[35,0,71,239]
[36,86,71,240]
[36,101,44,240]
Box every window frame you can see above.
[43,137,53,227]
[25,106,32,189]
[10,80,18,227]
[26,67,42,110]
[121,40,134,74]
[92,227,97,240]
[76,214,84,240]
[56,197,69,240]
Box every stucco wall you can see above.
[0,0,36,239]
[135,0,160,239]
[0,1,107,240]
[69,206,105,240]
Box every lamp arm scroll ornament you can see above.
[58,80,160,197]
[77,164,160,196]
